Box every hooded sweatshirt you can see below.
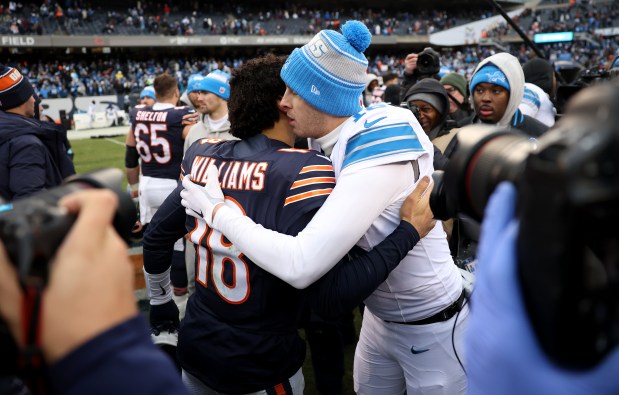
[402,78,457,170]
[403,78,451,140]
[462,53,548,137]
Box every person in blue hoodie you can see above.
[0,65,75,202]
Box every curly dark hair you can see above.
[228,54,287,139]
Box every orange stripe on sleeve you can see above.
[284,188,333,206]
[273,383,287,395]
[299,165,333,174]
[278,148,311,153]
[290,177,336,189]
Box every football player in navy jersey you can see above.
[124,73,198,320]
[142,54,436,394]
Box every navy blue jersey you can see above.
[130,104,194,180]
[178,134,334,393]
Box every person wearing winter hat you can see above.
[363,73,381,106]
[519,57,557,127]
[519,82,556,127]
[181,69,235,305]
[124,72,198,329]
[522,57,556,98]
[179,73,202,109]
[183,69,235,152]
[0,65,75,201]
[440,72,472,122]
[139,85,157,106]
[181,20,467,395]
[461,52,549,137]
[403,78,456,170]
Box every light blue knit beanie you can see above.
[201,70,231,100]
[470,64,510,93]
[186,73,203,93]
[281,20,371,116]
[188,70,231,100]
[140,85,156,100]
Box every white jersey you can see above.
[519,82,556,128]
[330,103,462,321]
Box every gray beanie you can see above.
[405,92,445,114]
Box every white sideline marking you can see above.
[104,137,126,146]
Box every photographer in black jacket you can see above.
[0,65,75,201]
[399,47,442,102]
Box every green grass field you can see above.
[70,134,128,189]
[69,135,360,395]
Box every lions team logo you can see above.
[309,38,328,58]
[486,71,507,84]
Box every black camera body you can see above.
[0,168,136,376]
[416,47,441,77]
[431,82,619,369]
[400,101,421,122]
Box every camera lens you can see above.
[431,125,535,220]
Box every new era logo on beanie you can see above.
[189,70,231,100]
[281,20,371,117]
[0,65,35,111]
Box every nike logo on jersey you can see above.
[159,284,166,296]
[364,116,387,128]
[411,345,430,354]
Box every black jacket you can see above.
[0,111,75,201]
[402,78,457,169]
[457,108,549,138]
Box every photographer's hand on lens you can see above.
[400,176,436,238]
[0,190,137,364]
[404,53,418,76]
[466,182,619,395]
[180,165,225,227]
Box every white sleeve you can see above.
[213,162,412,289]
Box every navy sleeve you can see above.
[142,183,187,274]
[306,221,420,319]
[433,144,450,171]
[9,136,48,200]
[49,315,187,395]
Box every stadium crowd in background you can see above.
[0,41,612,105]
[1,3,619,394]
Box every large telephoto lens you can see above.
[430,124,536,221]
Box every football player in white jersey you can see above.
[181,21,467,394]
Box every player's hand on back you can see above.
[182,111,199,126]
[400,176,436,238]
